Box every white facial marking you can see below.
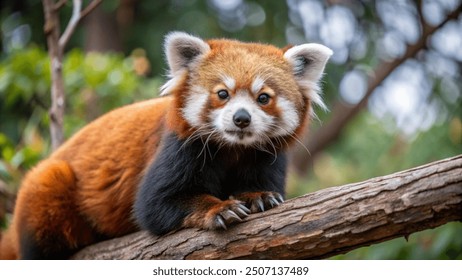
[160,71,185,96]
[275,97,300,136]
[221,74,236,91]
[251,76,265,94]
[212,94,274,146]
[295,80,326,111]
[182,85,208,127]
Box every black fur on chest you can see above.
[156,133,286,198]
[134,132,287,235]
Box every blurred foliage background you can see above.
[0,0,461,259]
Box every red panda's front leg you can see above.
[134,133,251,235]
[134,133,290,235]
[230,152,287,214]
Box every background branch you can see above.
[0,180,16,223]
[80,0,103,19]
[292,3,462,175]
[72,154,462,260]
[53,0,67,10]
[58,0,82,49]
[42,0,65,150]
[59,0,102,48]
[42,0,103,150]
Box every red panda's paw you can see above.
[209,200,251,230]
[184,199,250,231]
[232,191,284,213]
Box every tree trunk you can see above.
[83,5,123,53]
[0,180,15,224]
[42,0,65,150]
[72,154,462,260]
[42,0,103,150]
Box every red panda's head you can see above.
[162,32,332,148]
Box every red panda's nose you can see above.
[233,109,251,129]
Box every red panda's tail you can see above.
[0,226,18,259]
[3,159,97,259]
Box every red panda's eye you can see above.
[217,90,229,100]
[257,93,270,105]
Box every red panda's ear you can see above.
[164,31,210,75]
[284,43,333,84]
[284,44,332,110]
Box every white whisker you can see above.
[268,123,311,156]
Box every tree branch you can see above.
[59,0,103,49]
[53,0,67,11]
[42,0,103,150]
[59,0,82,49]
[71,154,462,260]
[0,180,16,223]
[292,3,462,175]
[80,0,103,20]
[42,0,65,150]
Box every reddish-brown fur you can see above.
[0,36,327,259]
[1,97,171,259]
[167,39,310,143]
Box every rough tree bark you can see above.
[71,154,462,260]
[292,2,462,175]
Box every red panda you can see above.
[0,32,332,259]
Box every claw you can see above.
[237,203,251,215]
[267,196,280,208]
[221,209,242,223]
[251,198,265,213]
[234,206,250,218]
[215,215,227,230]
[257,198,265,212]
[274,193,284,203]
